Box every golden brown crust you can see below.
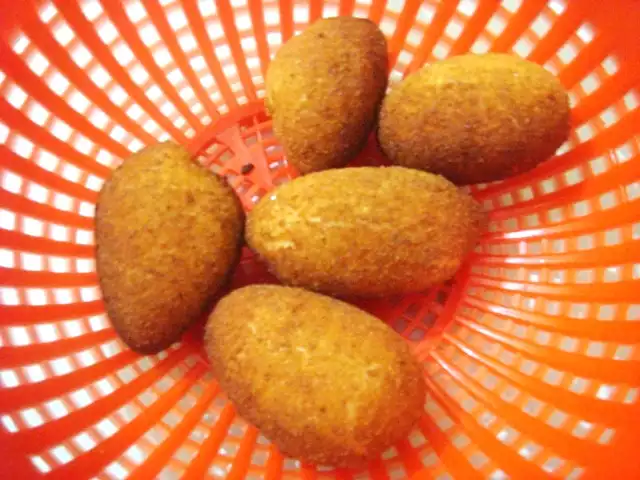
[206,285,426,467]
[246,167,483,297]
[378,53,570,185]
[95,142,244,354]
[266,17,388,174]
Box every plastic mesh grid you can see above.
[1,0,639,478]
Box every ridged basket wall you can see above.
[0,0,639,478]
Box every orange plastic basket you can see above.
[1,0,639,478]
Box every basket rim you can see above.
[1,0,639,479]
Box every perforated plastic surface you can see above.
[0,0,639,479]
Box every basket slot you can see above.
[2,289,101,320]
[3,346,190,460]
[276,0,294,42]
[430,351,593,473]
[0,329,113,369]
[457,316,640,385]
[182,403,237,477]
[216,0,258,103]
[405,1,457,75]
[490,1,546,52]
[0,133,99,215]
[0,268,96,290]
[444,323,637,426]
[527,2,586,65]
[1,348,136,414]
[387,0,421,66]
[87,15,196,135]
[485,191,637,244]
[127,376,218,479]
[337,0,355,17]
[0,147,97,206]
[469,267,638,304]
[447,1,495,57]
[261,444,284,479]
[53,0,189,142]
[181,2,241,113]
[425,368,538,477]
[0,51,129,164]
[394,437,425,476]
[15,8,159,147]
[366,0,387,25]
[481,201,640,244]
[245,0,271,79]
[0,189,90,230]
[140,0,218,120]
[557,37,610,89]
[420,398,517,479]
[225,425,259,480]
[478,183,638,240]
[0,216,93,264]
[481,156,638,221]
[0,1,639,478]
[572,68,639,126]
[474,239,640,277]
[40,359,205,479]
[0,232,94,266]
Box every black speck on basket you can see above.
[241,163,255,175]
